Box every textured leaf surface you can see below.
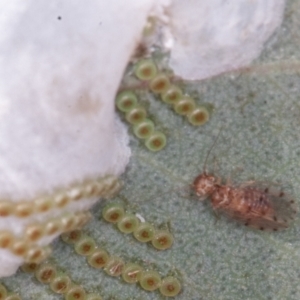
[3,1,300,299]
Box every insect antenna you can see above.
[202,127,223,175]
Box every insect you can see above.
[192,133,297,231]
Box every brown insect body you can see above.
[193,173,217,199]
[193,172,297,231]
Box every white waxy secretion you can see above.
[167,0,286,80]
[0,0,171,277]
[0,0,285,277]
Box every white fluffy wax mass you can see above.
[0,0,168,277]
[167,0,286,80]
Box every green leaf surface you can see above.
[3,1,300,299]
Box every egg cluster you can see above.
[134,58,210,126]
[0,211,91,265]
[61,229,181,297]
[0,176,120,218]
[21,261,103,300]
[0,176,121,266]
[116,58,211,151]
[116,90,167,152]
[0,283,20,300]
[102,203,174,250]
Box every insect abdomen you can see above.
[210,186,295,231]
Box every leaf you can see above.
[3,1,300,299]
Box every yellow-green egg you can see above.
[122,263,143,284]
[125,107,147,125]
[139,270,161,291]
[145,132,167,152]
[174,96,196,115]
[25,245,50,264]
[159,276,182,297]
[0,231,14,249]
[187,106,210,126]
[149,74,171,94]
[133,222,155,242]
[0,201,14,217]
[86,294,103,300]
[0,283,7,300]
[35,263,57,284]
[74,236,96,256]
[21,263,38,273]
[61,230,83,245]
[161,85,183,104]
[14,202,34,218]
[134,59,158,81]
[104,256,124,277]
[64,285,86,300]
[102,203,125,223]
[116,91,138,112]
[117,214,140,234]
[50,274,71,294]
[133,119,155,139]
[10,240,29,257]
[34,196,53,213]
[151,230,174,250]
[87,249,109,269]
